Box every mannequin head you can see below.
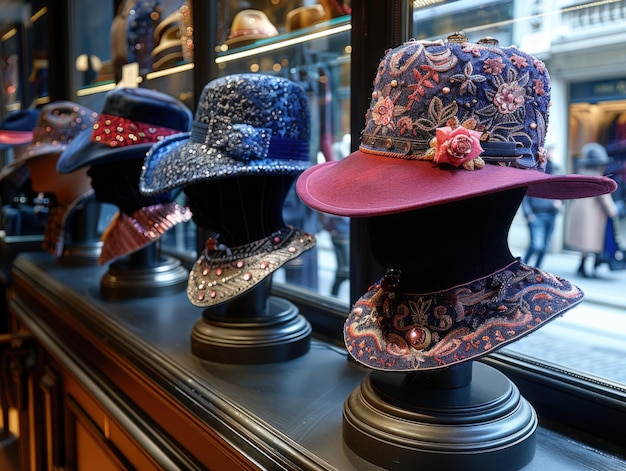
[185,174,297,247]
[87,159,169,214]
[367,187,525,293]
[26,153,92,205]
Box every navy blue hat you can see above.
[139,73,311,196]
[57,87,192,173]
[0,108,40,149]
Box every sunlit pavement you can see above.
[505,245,626,384]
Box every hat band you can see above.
[92,113,181,148]
[191,121,309,163]
[229,28,274,39]
[360,132,531,166]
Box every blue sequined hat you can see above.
[139,73,311,196]
[0,108,40,149]
[57,87,193,173]
[297,34,616,217]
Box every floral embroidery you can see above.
[510,54,529,69]
[371,96,395,128]
[483,57,505,74]
[358,37,550,170]
[493,81,526,114]
[344,261,584,371]
[407,66,439,104]
[434,125,484,167]
[461,43,485,57]
[450,61,487,96]
[533,78,546,95]
[397,116,414,135]
[533,59,547,74]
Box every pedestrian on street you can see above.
[522,148,561,268]
[566,143,619,277]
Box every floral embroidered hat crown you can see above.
[296,34,616,217]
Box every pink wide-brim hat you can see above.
[297,36,617,217]
[297,150,616,217]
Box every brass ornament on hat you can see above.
[478,36,499,45]
[447,32,468,43]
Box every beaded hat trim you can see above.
[99,202,192,265]
[91,113,181,149]
[344,260,584,371]
[188,225,316,307]
[140,74,312,196]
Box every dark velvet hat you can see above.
[297,34,616,217]
[140,73,312,196]
[56,87,192,173]
[0,108,40,149]
[578,142,611,168]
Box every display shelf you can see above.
[6,251,626,470]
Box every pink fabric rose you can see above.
[434,126,484,167]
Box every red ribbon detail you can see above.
[91,113,180,148]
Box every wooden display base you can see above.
[58,241,103,266]
[343,361,537,471]
[100,254,188,300]
[190,295,312,364]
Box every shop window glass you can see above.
[0,1,47,111]
[411,0,626,391]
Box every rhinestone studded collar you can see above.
[187,225,316,307]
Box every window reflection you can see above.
[411,0,626,388]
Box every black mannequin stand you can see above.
[58,196,103,266]
[190,278,312,364]
[100,241,188,300]
[89,160,188,300]
[186,175,312,364]
[343,188,537,470]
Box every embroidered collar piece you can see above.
[188,225,316,307]
[344,260,584,371]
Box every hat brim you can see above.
[0,130,33,148]
[140,132,311,195]
[223,34,277,48]
[0,144,64,180]
[99,202,192,265]
[296,150,618,217]
[57,128,152,173]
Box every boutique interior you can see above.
[0,1,625,470]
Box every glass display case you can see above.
[64,1,353,303]
[2,2,626,470]
[214,8,352,299]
